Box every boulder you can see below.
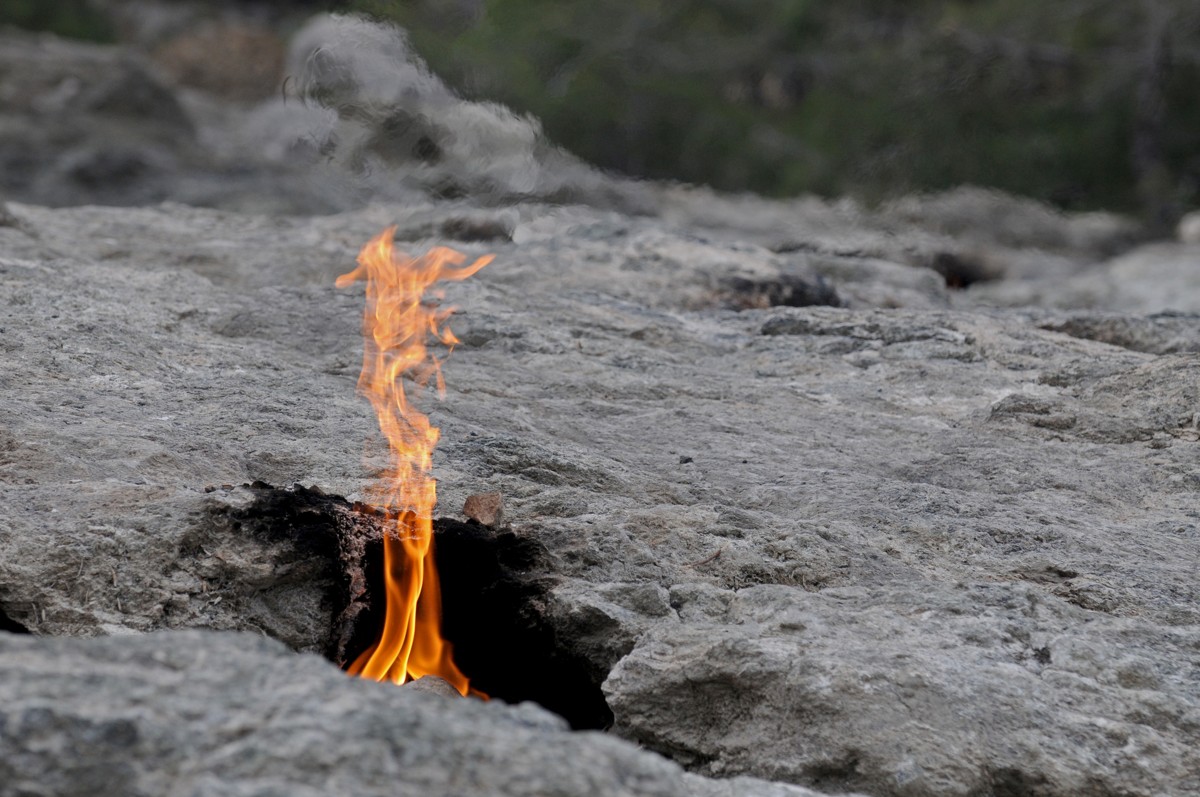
[881,186,1139,258]
[0,32,192,208]
[607,583,1200,795]
[1177,210,1200,244]
[0,630,837,797]
[970,242,1200,313]
[274,13,653,211]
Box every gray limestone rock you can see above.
[0,630,837,797]
[880,186,1139,258]
[2,197,1197,797]
[968,242,1200,313]
[0,32,193,208]
[606,583,1200,796]
[1178,211,1200,244]
[1038,311,1200,355]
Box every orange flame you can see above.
[336,226,492,694]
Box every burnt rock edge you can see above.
[204,481,383,666]
[215,482,612,729]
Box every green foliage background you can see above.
[0,0,113,42]
[353,0,1200,216]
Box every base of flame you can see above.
[345,512,474,696]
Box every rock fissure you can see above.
[210,482,613,730]
[0,603,31,635]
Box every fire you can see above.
[336,226,492,695]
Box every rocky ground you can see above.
[2,9,1199,797]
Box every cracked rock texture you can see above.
[1,11,1199,797]
[607,584,1200,794]
[0,631,834,797]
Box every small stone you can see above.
[463,492,504,528]
[401,674,462,699]
[1177,210,1200,244]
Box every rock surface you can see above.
[1,11,1198,797]
[970,241,1200,314]
[3,192,1198,797]
[607,584,1200,795]
[0,630,835,797]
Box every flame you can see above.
[337,226,492,695]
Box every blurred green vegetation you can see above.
[0,0,114,42]
[9,0,1196,216]
[353,0,1200,217]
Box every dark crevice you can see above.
[806,752,863,790]
[930,251,995,289]
[719,274,841,309]
[0,604,31,634]
[343,517,614,730]
[434,519,614,730]
[986,766,1053,797]
[232,483,612,731]
[439,216,514,242]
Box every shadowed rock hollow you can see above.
[0,11,1198,797]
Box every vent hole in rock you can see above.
[344,518,614,731]
[719,274,841,309]
[930,251,996,289]
[221,484,613,731]
[0,605,31,634]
